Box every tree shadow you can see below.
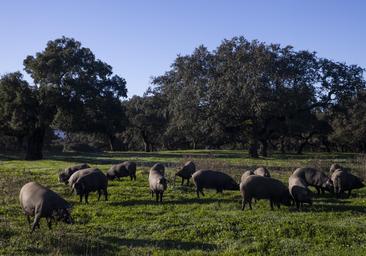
[0,152,23,161]
[99,236,218,251]
[289,203,366,213]
[314,197,349,204]
[109,197,234,207]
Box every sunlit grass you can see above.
[0,150,365,255]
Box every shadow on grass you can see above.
[109,197,234,207]
[99,236,218,251]
[289,203,366,213]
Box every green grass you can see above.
[0,150,366,255]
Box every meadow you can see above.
[0,150,366,256]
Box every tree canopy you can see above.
[0,36,365,158]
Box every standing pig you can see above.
[288,175,313,209]
[254,167,271,177]
[292,167,333,194]
[331,169,364,198]
[241,170,254,183]
[174,161,196,186]
[107,161,137,181]
[192,170,239,198]
[68,168,102,190]
[19,182,73,232]
[240,175,292,210]
[149,165,167,203]
[72,170,108,203]
[59,163,90,184]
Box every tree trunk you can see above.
[297,140,307,155]
[25,127,45,160]
[280,137,286,154]
[16,136,24,151]
[140,130,150,152]
[249,138,259,158]
[321,137,331,153]
[143,142,150,152]
[108,134,120,151]
[260,140,268,157]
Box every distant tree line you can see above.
[0,36,365,159]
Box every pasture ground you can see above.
[0,150,365,255]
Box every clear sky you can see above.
[0,0,365,97]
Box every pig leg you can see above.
[186,179,190,186]
[181,178,184,186]
[104,189,108,201]
[200,189,205,197]
[196,186,204,198]
[85,193,89,204]
[248,199,252,210]
[160,192,163,203]
[270,200,274,210]
[97,190,101,201]
[26,215,31,225]
[241,199,246,211]
[31,213,41,233]
[216,187,223,194]
[155,192,159,203]
[151,191,154,197]
[79,194,83,203]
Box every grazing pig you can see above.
[174,161,196,186]
[254,167,271,177]
[192,170,239,198]
[331,170,364,198]
[72,170,108,203]
[151,163,165,175]
[19,182,73,232]
[329,163,343,175]
[292,167,333,194]
[107,161,137,181]
[68,168,101,189]
[59,163,90,184]
[240,175,292,210]
[149,167,167,202]
[288,175,313,209]
[241,170,254,183]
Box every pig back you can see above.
[76,171,108,191]
[68,168,101,186]
[20,182,69,216]
[243,175,286,199]
[192,170,235,188]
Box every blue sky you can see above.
[0,0,365,97]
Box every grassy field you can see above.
[0,150,366,255]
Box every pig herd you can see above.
[19,161,364,232]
